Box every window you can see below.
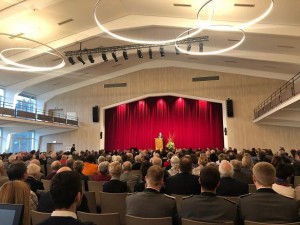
[0,88,4,107]
[0,128,2,153]
[15,94,36,113]
[9,131,34,153]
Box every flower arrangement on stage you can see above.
[166,132,176,151]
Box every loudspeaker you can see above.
[92,106,99,122]
[226,99,234,117]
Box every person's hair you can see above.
[151,157,162,167]
[198,155,208,166]
[66,158,75,169]
[200,166,220,191]
[108,161,122,177]
[51,160,61,171]
[98,161,109,174]
[170,156,180,167]
[271,155,283,168]
[230,159,242,171]
[7,161,27,180]
[106,155,112,162]
[30,159,40,166]
[179,156,192,172]
[0,180,30,225]
[27,163,41,178]
[146,165,163,186]
[276,163,294,180]
[167,152,174,160]
[98,156,106,164]
[219,160,234,178]
[122,161,132,172]
[134,155,141,163]
[253,162,275,186]
[86,155,95,163]
[140,161,152,178]
[241,155,254,169]
[73,160,84,173]
[50,171,82,209]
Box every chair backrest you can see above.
[126,215,172,225]
[30,210,51,225]
[294,176,300,188]
[248,184,256,193]
[41,179,52,191]
[83,191,97,213]
[182,218,234,225]
[87,181,105,207]
[245,220,300,225]
[100,192,128,225]
[171,194,188,212]
[127,181,136,193]
[77,211,120,225]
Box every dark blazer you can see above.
[238,188,299,224]
[233,170,253,184]
[102,179,128,193]
[217,177,249,196]
[181,192,236,223]
[126,188,179,225]
[37,216,94,225]
[164,172,201,195]
[132,162,141,170]
[26,176,44,193]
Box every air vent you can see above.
[277,45,295,49]
[173,3,192,7]
[104,83,127,88]
[234,3,255,7]
[192,76,219,82]
[58,18,74,26]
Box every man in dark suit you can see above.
[238,162,299,224]
[37,170,93,225]
[164,156,201,195]
[231,159,253,184]
[126,165,179,225]
[216,160,248,196]
[181,165,236,222]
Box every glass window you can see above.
[15,95,36,113]
[9,131,34,153]
[0,89,4,107]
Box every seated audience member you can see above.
[103,161,129,193]
[181,166,236,223]
[66,157,75,169]
[7,161,38,210]
[0,180,30,225]
[0,160,9,187]
[82,155,98,176]
[26,163,44,193]
[231,160,253,184]
[272,163,295,198]
[59,154,68,166]
[132,155,142,170]
[192,154,208,176]
[241,153,254,174]
[163,152,173,170]
[120,161,139,183]
[30,158,45,179]
[37,170,94,225]
[238,162,299,224]
[45,160,61,180]
[167,156,180,176]
[97,156,105,164]
[217,160,248,196]
[73,160,89,192]
[126,165,179,225]
[271,155,283,168]
[134,162,152,192]
[165,156,201,195]
[92,161,111,181]
[293,150,300,176]
[151,156,169,181]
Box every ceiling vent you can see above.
[234,3,255,7]
[58,18,74,26]
[104,83,127,88]
[192,76,219,82]
[173,3,192,7]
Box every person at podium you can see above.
[158,132,163,138]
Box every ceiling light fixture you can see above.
[122,50,129,60]
[77,55,85,65]
[112,52,118,62]
[102,52,108,62]
[199,42,204,52]
[148,48,153,59]
[68,56,75,65]
[187,43,192,52]
[137,49,143,58]
[88,54,94,63]
[159,47,165,57]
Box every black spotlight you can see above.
[68,56,75,65]
[122,50,128,60]
[77,55,85,65]
[187,43,192,52]
[88,54,95,63]
[112,52,118,62]
[175,47,180,55]
[199,42,204,52]
[159,46,165,57]
[148,48,153,59]
[102,52,108,62]
[137,49,143,58]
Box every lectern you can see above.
[155,138,163,151]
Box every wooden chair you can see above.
[248,184,256,193]
[100,192,128,225]
[126,215,172,225]
[245,220,300,225]
[182,218,234,225]
[30,210,51,225]
[83,191,97,213]
[294,176,300,188]
[77,211,120,225]
[87,181,105,207]
[41,179,52,191]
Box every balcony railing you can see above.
[254,72,300,119]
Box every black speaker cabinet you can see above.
[226,99,234,117]
[92,106,99,122]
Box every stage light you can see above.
[159,46,165,57]
[77,55,85,65]
[102,52,108,62]
[175,47,180,55]
[122,50,128,60]
[187,43,192,52]
[137,49,143,58]
[112,51,118,62]
[68,56,75,65]
[88,54,95,63]
[148,48,153,59]
[199,42,204,52]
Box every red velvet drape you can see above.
[105,96,224,151]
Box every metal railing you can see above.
[254,72,300,119]
[0,101,79,126]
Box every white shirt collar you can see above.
[51,210,77,219]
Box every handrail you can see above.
[0,101,79,126]
[254,72,300,119]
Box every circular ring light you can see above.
[94,0,214,45]
[175,25,245,56]
[0,33,65,72]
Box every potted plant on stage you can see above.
[166,132,176,151]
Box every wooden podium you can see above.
[155,138,163,151]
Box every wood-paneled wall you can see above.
[41,67,300,152]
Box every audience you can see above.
[73,160,89,192]
[26,163,44,193]
[103,161,128,193]
[167,155,180,176]
[192,154,208,176]
[45,160,61,180]
[272,163,295,198]
[92,161,111,181]
[231,159,253,184]
[120,161,139,183]
[0,160,9,187]
[82,155,98,176]
[132,155,142,170]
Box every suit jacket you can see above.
[164,172,201,195]
[233,170,253,184]
[181,192,236,223]
[45,171,57,180]
[26,176,44,193]
[132,162,141,170]
[102,179,128,193]
[126,188,179,225]
[238,188,299,224]
[37,216,94,225]
[120,173,139,183]
[217,177,249,196]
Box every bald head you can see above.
[219,160,234,178]
[57,166,72,174]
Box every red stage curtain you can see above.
[105,96,224,151]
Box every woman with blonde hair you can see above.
[0,180,30,225]
[192,154,208,176]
